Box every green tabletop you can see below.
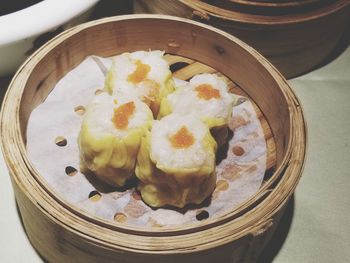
[0,45,349,263]
[262,45,350,262]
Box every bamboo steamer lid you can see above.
[0,15,306,262]
[134,0,350,78]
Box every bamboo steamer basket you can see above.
[134,0,350,78]
[0,15,306,262]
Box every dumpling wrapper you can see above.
[78,93,153,187]
[105,50,174,116]
[159,73,236,125]
[159,73,237,146]
[136,113,217,208]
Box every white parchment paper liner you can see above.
[27,56,267,227]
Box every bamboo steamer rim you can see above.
[247,0,311,1]
[184,0,349,25]
[214,0,330,14]
[0,15,306,253]
[228,0,322,7]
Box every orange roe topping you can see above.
[112,102,136,129]
[127,60,151,84]
[195,84,221,100]
[169,126,195,149]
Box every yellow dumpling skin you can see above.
[135,114,217,208]
[78,93,153,187]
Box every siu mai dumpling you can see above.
[105,50,174,116]
[78,93,153,187]
[159,73,236,146]
[159,73,236,127]
[135,113,217,208]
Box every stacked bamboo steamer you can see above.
[134,0,350,78]
[0,15,306,262]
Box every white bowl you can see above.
[0,0,99,76]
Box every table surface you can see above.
[1,42,350,263]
